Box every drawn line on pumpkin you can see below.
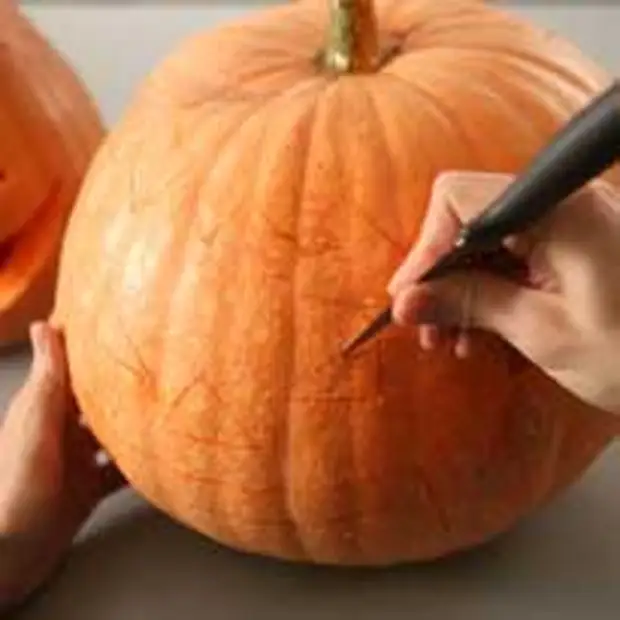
[96,338,151,390]
[241,215,345,264]
[297,236,343,257]
[193,83,323,257]
[154,181,222,422]
[117,324,154,388]
[301,79,373,555]
[155,90,327,541]
[297,292,373,312]
[258,213,299,247]
[195,87,317,550]
[164,374,224,414]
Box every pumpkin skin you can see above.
[55,0,619,565]
[0,1,104,345]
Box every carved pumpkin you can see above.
[55,0,618,565]
[0,0,104,345]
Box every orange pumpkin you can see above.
[0,0,104,345]
[55,0,619,565]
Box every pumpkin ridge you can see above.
[82,89,277,420]
[360,83,455,543]
[384,63,570,173]
[280,87,323,561]
[332,83,369,560]
[414,46,600,103]
[348,79,392,557]
[95,404,466,533]
[154,83,323,549]
[208,104,289,547]
[340,83,408,252]
[146,181,209,520]
[381,72,484,170]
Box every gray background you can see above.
[20,1,620,125]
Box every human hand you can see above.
[388,170,620,417]
[0,322,126,608]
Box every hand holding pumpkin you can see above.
[0,323,126,610]
[389,170,620,417]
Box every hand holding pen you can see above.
[341,80,620,417]
[388,170,620,417]
[343,80,620,355]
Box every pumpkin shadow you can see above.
[13,447,620,620]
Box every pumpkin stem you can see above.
[321,0,379,73]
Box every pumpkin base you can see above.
[117,416,613,568]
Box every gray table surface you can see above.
[1,345,619,620]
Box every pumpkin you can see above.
[0,0,104,346]
[54,0,619,565]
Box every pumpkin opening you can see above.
[0,181,62,309]
[0,2,104,344]
[0,233,17,271]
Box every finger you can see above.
[535,180,620,257]
[540,181,620,298]
[591,176,620,207]
[3,323,69,434]
[392,268,563,362]
[503,180,620,268]
[502,232,540,262]
[436,170,516,224]
[29,321,65,383]
[389,170,515,293]
[418,324,440,351]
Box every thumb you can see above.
[391,269,561,358]
[4,323,69,433]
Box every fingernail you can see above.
[29,321,43,352]
[392,285,435,326]
[387,266,406,295]
[419,325,438,351]
[454,333,471,359]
